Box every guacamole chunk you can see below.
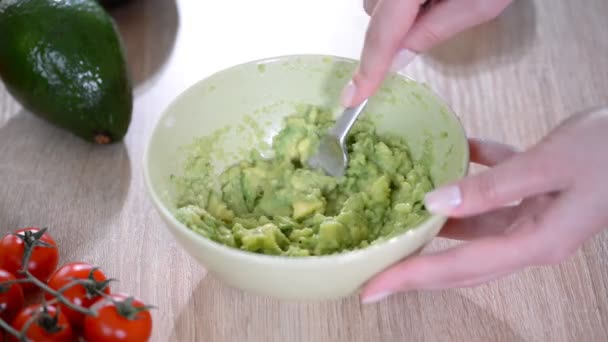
[172,105,434,256]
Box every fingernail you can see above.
[361,291,393,304]
[340,80,356,107]
[390,48,417,72]
[424,185,462,214]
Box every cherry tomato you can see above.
[0,227,59,292]
[10,304,73,342]
[84,293,153,342]
[45,262,111,329]
[0,269,25,323]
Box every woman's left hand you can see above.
[361,106,608,304]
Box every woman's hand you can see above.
[342,0,513,107]
[361,106,608,304]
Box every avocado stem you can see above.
[94,134,112,144]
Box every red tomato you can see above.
[10,304,73,342]
[45,262,111,329]
[84,293,153,342]
[0,228,59,292]
[0,269,25,322]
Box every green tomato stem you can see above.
[0,278,33,293]
[56,279,91,294]
[0,278,33,286]
[0,318,24,341]
[19,309,42,342]
[24,270,97,316]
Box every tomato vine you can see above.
[0,228,155,342]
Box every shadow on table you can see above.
[107,0,180,94]
[423,0,537,77]
[0,110,131,261]
[169,277,525,341]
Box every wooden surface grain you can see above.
[1,0,608,341]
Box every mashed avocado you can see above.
[172,105,434,256]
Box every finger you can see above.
[468,138,519,167]
[364,0,429,16]
[361,189,586,304]
[438,206,520,240]
[402,0,513,52]
[341,0,422,107]
[532,186,608,265]
[424,144,570,217]
[361,229,539,303]
[362,191,570,303]
[362,189,592,303]
[438,194,554,240]
[363,0,379,15]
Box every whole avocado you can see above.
[0,0,132,144]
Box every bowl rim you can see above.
[142,53,470,265]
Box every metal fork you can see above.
[306,99,369,178]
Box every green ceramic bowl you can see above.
[143,54,469,300]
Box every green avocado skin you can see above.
[0,0,132,143]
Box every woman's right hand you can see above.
[342,0,513,107]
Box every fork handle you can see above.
[330,99,369,144]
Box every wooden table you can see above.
[2,0,607,341]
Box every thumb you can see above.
[401,0,513,52]
[424,148,568,217]
[341,0,422,107]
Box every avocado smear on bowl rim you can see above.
[171,105,435,257]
